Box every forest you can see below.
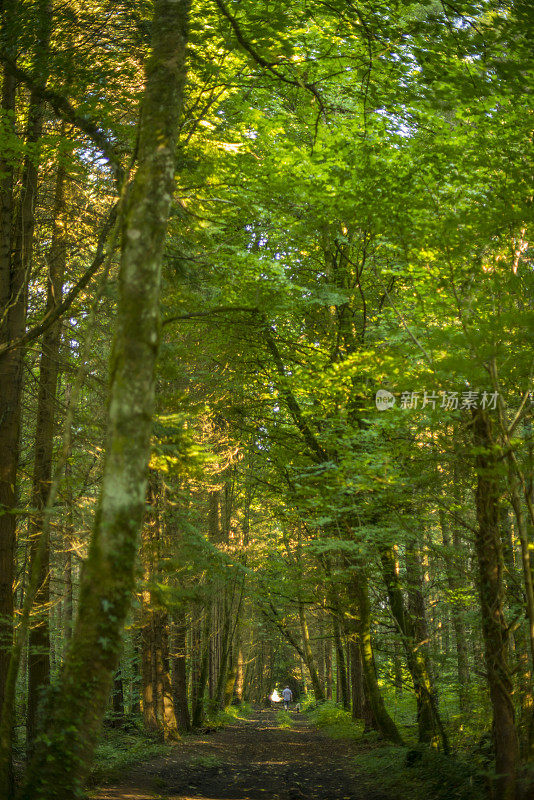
[0,0,532,798]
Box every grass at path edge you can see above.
[307,701,487,800]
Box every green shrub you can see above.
[188,754,223,769]
[353,743,487,800]
[209,701,254,726]
[89,728,170,785]
[309,701,362,740]
[275,709,292,728]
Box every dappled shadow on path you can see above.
[93,709,388,800]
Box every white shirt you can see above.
[282,688,292,701]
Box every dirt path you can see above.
[93,709,388,800]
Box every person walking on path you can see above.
[282,686,293,710]
[270,688,281,707]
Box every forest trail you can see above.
[93,709,388,800]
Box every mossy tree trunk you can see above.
[27,160,67,752]
[172,611,191,731]
[380,543,449,753]
[0,54,18,799]
[472,410,519,800]
[192,609,211,728]
[439,510,470,711]
[0,0,51,785]
[298,601,325,702]
[19,1,191,795]
[350,569,403,745]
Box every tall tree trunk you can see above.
[439,510,470,711]
[0,0,51,780]
[332,615,349,710]
[0,52,20,786]
[473,409,519,800]
[172,611,191,731]
[506,459,534,756]
[325,635,333,700]
[131,631,142,716]
[349,635,364,720]
[26,161,67,751]
[0,63,17,799]
[222,645,238,709]
[18,2,190,794]
[111,666,125,726]
[380,543,448,752]
[154,610,179,741]
[214,596,232,708]
[234,645,244,705]
[298,601,325,702]
[501,506,533,755]
[192,609,211,728]
[392,541,449,753]
[350,569,403,744]
[141,603,159,733]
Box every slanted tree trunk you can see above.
[472,409,519,800]
[298,601,325,702]
[380,543,449,753]
[18,2,191,794]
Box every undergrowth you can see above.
[308,700,362,740]
[89,725,170,785]
[209,701,254,726]
[308,701,486,800]
[275,708,292,728]
[354,744,487,800]
[90,702,252,786]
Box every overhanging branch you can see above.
[0,52,125,185]
[0,203,119,360]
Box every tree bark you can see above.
[332,615,350,710]
[439,510,470,710]
[349,635,364,720]
[472,409,519,800]
[298,601,325,702]
[19,1,190,794]
[350,569,403,744]
[26,161,67,751]
[141,603,159,733]
[172,612,191,731]
[0,0,51,782]
[380,543,448,752]
[0,46,20,786]
[192,609,211,728]
[154,610,179,741]
[111,667,125,726]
